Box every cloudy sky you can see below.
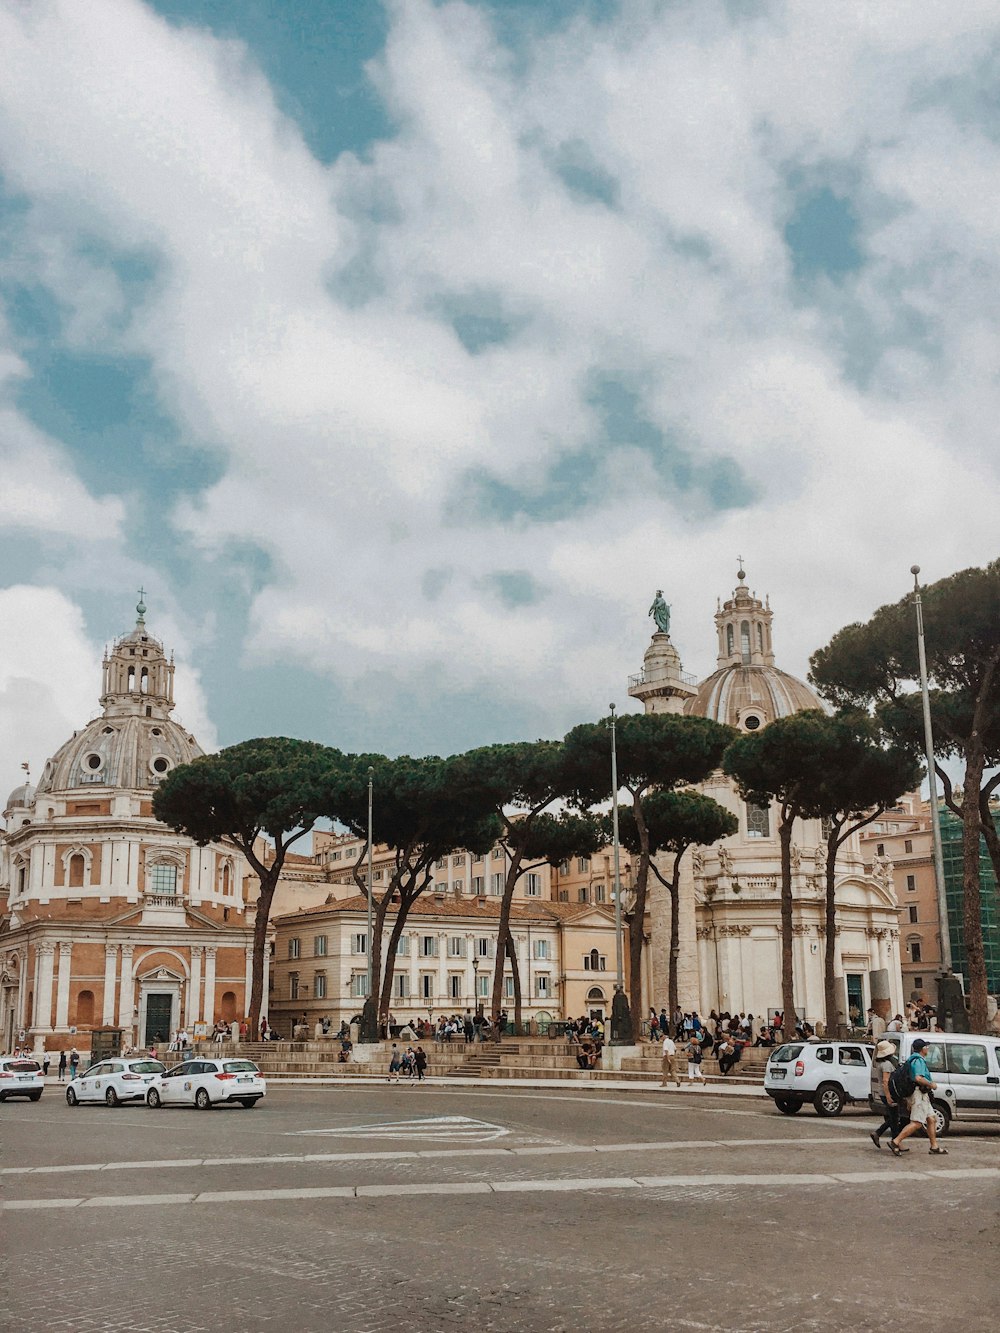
[1,0,997,788]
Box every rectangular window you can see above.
[504,976,515,999]
[372,869,383,881]
[448,936,466,958]
[493,847,505,861]
[434,882,447,894]
[908,905,918,923]
[350,973,369,998]
[449,975,462,999]
[473,853,484,863]
[904,839,913,854]
[594,884,606,903]
[913,976,923,990]
[288,938,301,960]
[421,973,433,999]
[820,816,833,841]
[490,873,504,895]
[909,940,922,963]
[471,876,485,894]
[533,939,550,960]
[476,937,493,958]
[314,935,328,957]
[289,972,299,1000]
[330,849,342,861]
[525,872,541,897]
[578,888,589,903]
[906,874,916,892]
[746,802,770,838]
[876,842,885,856]
[577,857,590,872]
[353,933,368,955]
[149,864,177,896]
[420,936,438,957]
[395,936,410,957]
[314,973,327,999]
[452,879,464,895]
[477,975,490,998]
[583,954,591,971]
[535,975,549,998]
[946,1043,988,1076]
[394,974,410,999]
[558,889,569,902]
[452,855,464,868]
[559,860,569,876]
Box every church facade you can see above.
[0,601,256,1054]
[631,568,904,1027]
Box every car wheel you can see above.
[66,1086,78,1106]
[147,1088,162,1109]
[28,1091,42,1102]
[195,1087,212,1110]
[239,1098,257,1109]
[814,1082,846,1116]
[774,1097,802,1115]
[931,1100,951,1138]
[105,1087,119,1107]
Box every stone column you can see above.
[244,946,254,1018]
[190,946,203,1023]
[203,947,217,1025]
[117,944,134,1026]
[16,946,29,1029]
[55,942,73,1029]
[35,942,56,1029]
[102,945,118,1024]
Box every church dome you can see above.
[4,782,35,814]
[685,663,823,728]
[683,565,825,730]
[35,596,204,796]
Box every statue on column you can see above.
[648,590,671,636]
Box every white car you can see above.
[0,1055,45,1102]
[146,1057,266,1110]
[764,1040,873,1116]
[65,1057,167,1107]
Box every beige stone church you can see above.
[631,567,904,1027]
[0,601,254,1053]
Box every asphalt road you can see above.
[2,1083,997,1332]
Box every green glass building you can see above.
[940,806,1000,994]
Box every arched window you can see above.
[140,667,149,694]
[589,948,600,971]
[740,620,751,663]
[220,991,237,1021]
[757,623,764,652]
[68,853,86,888]
[127,666,135,692]
[586,986,606,1003]
[219,861,232,896]
[148,863,178,897]
[76,990,95,1026]
[726,624,734,656]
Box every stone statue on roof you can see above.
[648,589,671,636]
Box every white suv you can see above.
[764,1040,873,1116]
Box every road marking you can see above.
[0,1135,858,1177]
[292,1115,513,1142]
[5,1166,996,1211]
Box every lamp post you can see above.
[360,766,378,1042]
[910,566,960,1031]
[608,703,634,1044]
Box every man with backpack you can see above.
[888,1038,948,1156]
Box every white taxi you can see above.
[65,1057,167,1107]
[146,1057,266,1110]
[0,1055,45,1102]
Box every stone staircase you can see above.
[203,1038,768,1087]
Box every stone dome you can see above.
[36,713,202,795]
[4,782,35,814]
[684,662,824,729]
[34,599,204,795]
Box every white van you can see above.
[869,1031,1000,1137]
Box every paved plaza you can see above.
[2,1084,997,1332]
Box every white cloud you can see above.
[0,0,996,751]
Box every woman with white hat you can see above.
[870,1039,903,1149]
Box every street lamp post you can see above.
[360,766,378,1043]
[609,703,634,1045]
[910,566,963,1032]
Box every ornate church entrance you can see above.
[144,993,173,1046]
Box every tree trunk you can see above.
[962,744,989,1033]
[377,896,411,1028]
[778,813,796,1040]
[247,868,278,1035]
[625,801,651,1025]
[823,831,839,1036]
[491,849,523,1029]
[369,891,392,1023]
[507,930,522,1030]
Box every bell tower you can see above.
[714,559,775,669]
[100,592,176,720]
